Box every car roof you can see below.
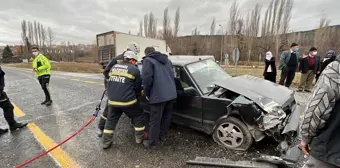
[137,55,216,67]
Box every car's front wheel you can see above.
[213,116,253,151]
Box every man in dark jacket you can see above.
[316,50,336,82]
[279,42,300,87]
[102,51,145,149]
[97,42,140,137]
[142,47,177,150]
[300,56,340,168]
[297,47,321,92]
[0,67,27,135]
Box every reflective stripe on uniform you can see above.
[134,126,145,131]
[109,71,135,79]
[108,99,137,106]
[100,114,107,120]
[103,129,114,134]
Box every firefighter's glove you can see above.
[137,90,144,96]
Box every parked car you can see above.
[137,56,301,151]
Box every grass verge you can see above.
[225,67,302,87]
[5,62,304,87]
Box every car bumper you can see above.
[282,103,305,137]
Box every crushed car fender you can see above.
[228,95,287,131]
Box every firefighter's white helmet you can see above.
[126,42,140,55]
[123,51,138,60]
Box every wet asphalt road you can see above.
[0,67,312,168]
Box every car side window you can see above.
[174,67,193,88]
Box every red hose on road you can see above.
[16,116,96,168]
[16,91,107,168]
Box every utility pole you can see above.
[219,24,224,64]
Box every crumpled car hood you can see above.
[214,75,295,130]
[213,75,294,109]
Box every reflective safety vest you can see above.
[107,61,142,107]
[32,54,51,78]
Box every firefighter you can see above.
[32,46,52,106]
[102,51,145,149]
[97,42,140,137]
[0,66,27,135]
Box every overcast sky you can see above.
[0,0,338,46]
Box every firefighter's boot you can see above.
[9,122,28,131]
[102,132,113,149]
[135,131,144,144]
[97,129,103,137]
[0,128,8,135]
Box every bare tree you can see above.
[28,21,34,44]
[210,18,216,35]
[152,19,158,38]
[270,0,279,35]
[148,12,157,38]
[144,14,149,37]
[265,0,273,34]
[245,3,261,61]
[228,0,241,47]
[173,7,180,37]
[20,20,29,56]
[314,14,332,49]
[47,27,55,48]
[37,22,42,47]
[163,7,171,40]
[21,20,27,44]
[33,21,39,46]
[41,25,46,47]
[192,27,200,35]
[139,20,143,36]
[282,0,293,34]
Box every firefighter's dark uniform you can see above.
[102,60,145,149]
[97,54,124,136]
[0,67,27,134]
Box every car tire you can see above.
[213,116,253,151]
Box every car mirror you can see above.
[206,84,215,92]
[183,86,200,96]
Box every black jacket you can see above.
[263,57,277,76]
[310,100,340,167]
[107,61,142,107]
[321,55,336,73]
[142,52,177,104]
[0,67,8,102]
[298,56,321,74]
[103,54,125,79]
[0,66,5,91]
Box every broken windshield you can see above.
[186,59,231,94]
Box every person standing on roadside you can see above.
[316,50,336,82]
[0,66,27,135]
[300,56,340,168]
[279,43,300,87]
[263,51,277,83]
[297,47,321,92]
[32,47,52,106]
[97,42,140,137]
[142,47,177,150]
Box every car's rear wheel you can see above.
[213,116,253,151]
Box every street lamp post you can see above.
[219,24,224,65]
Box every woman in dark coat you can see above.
[263,51,277,83]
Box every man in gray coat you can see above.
[279,43,300,87]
